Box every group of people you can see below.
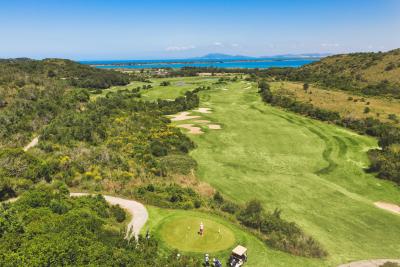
[204,254,222,267]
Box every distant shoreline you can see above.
[81,57,319,69]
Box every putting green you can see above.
[159,216,235,253]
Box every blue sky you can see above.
[0,0,399,59]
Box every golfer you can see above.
[200,222,204,235]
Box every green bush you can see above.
[237,200,327,258]
[110,204,126,222]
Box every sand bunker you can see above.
[177,124,203,134]
[170,112,200,121]
[374,202,400,214]
[208,124,221,130]
[193,107,212,113]
[194,120,210,123]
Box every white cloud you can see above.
[213,42,223,46]
[165,45,195,51]
[231,43,239,47]
[321,43,339,48]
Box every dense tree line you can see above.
[258,81,400,185]
[0,184,200,266]
[0,88,204,200]
[259,81,341,121]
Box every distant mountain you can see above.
[195,53,255,60]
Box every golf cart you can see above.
[228,245,247,267]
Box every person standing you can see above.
[204,254,209,266]
[200,222,204,236]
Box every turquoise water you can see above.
[80,58,318,69]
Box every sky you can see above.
[0,0,399,60]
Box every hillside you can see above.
[288,49,400,97]
[0,59,131,146]
[0,58,130,92]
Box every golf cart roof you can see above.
[232,245,247,256]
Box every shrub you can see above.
[213,191,224,204]
[380,262,400,267]
[160,81,171,86]
[110,204,126,222]
[221,201,240,214]
[237,200,327,258]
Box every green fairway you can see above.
[90,77,218,101]
[145,207,323,267]
[141,77,218,100]
[188,80,400,266]
[141,77,400,266]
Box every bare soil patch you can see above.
[177,124,203,134]
[170,112,200,121]
[374,201,400,214]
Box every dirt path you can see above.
[70,193,148,239]
[374,202,400,215]
[23,136,39,151]
[338,259,400,267]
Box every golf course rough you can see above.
[140,77,400,267]
[159,216,235,253]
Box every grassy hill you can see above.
[270,49,400,97]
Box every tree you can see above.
[160,81,171,86]
[303,83,309,91]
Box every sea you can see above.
[80,58,318,69]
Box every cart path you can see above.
[23,136,39,151]
[70,193,148,240]
[338,259,400,267]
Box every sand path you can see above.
[23,136,39,151]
